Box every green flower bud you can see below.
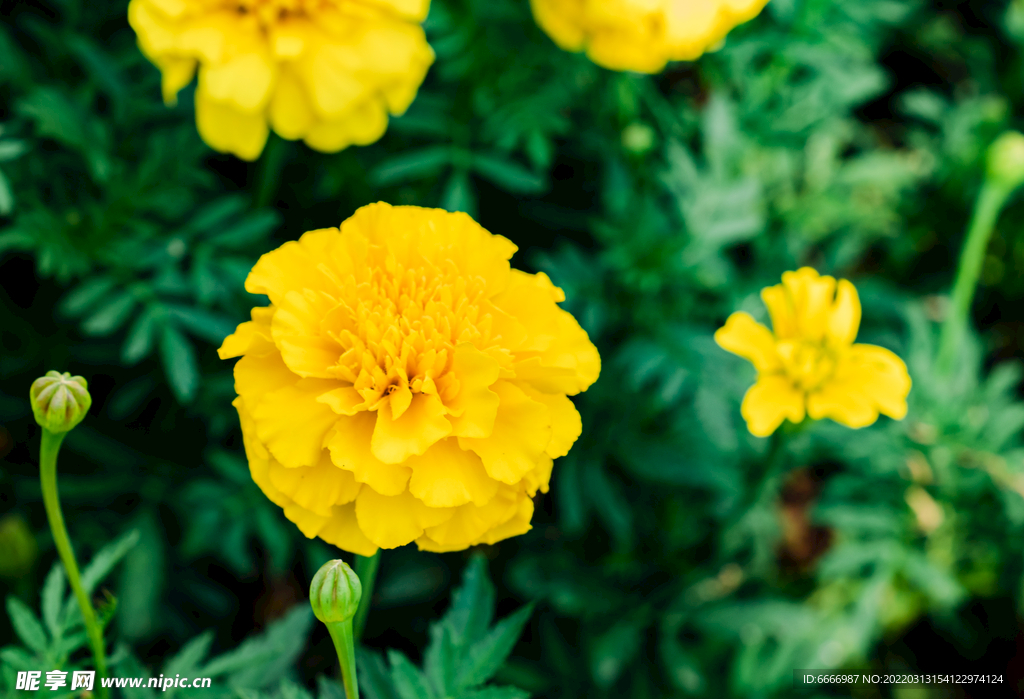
[622,122,655,155]
[310,559,361,624]
[30,371,91,434]
[0,513,37,579]
[986,131,1024,190]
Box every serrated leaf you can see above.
[164,305,237,345]
[317,675,346,699]
[471,154,545,194]
[455,604,534,691]
[6,597,48,653]
[184,196,249,235]
[41,563,66,639]
[357,649,400,699]
[445,554,495,647]
[122,307,162,365]
[160,324,200,403]
[205,210,280,249]
[388,650,436,699]
[163,631,214,678]
[203,606,312,685]
[81,529,140,595]
[423,623,455,698]
[369,146,452,186]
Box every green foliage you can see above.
[358,554,532,699]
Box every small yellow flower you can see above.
[219,202,600,555]
[128,0,434,161]
[714,268,911,437]
[530,0,769,73]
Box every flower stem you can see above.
[352,551,380,642]
[326,621,359,699]
[38,429,109,699]
[936,180,1013,375]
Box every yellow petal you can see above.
[714,311,781,374]
[245,227,342,305]
[272,289,343,377]
[303,100,389,153]
[740,375,806,437]
[446,344,501,438]
[760,285,797,339]
[158,56,197,106]
[459,381,550,485]
[807,344,911,427]
[194,84,269,161]
[267,449,361,517]
[253,378,341,468]
[318,386,367,415]
[327,412,411,495]
[318,503,378,557]
[371,393,452,464]
[781,267,835,342]
[826,279,861,348]
[219,306,276,359]
[236,397,289,507]
[422,486,519,547]
[283,501,330,538]
[233,351,296,415]
[201,52,276,113]
[477,495,533,545]
[520,385,581,458]
[407,438,498,508]
[355,488,453,549]
[521,456,554,496]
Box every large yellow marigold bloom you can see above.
[714,268,911,437]
[530,0,769,73]
[218,203,600,555]
[128,0,434,161]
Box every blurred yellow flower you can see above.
[714,268,911,437]
[219,203,600,555]
[530,0,769,73]
[128,0,434,161]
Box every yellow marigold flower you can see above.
[714,268,911,437]
[127,0,434,161]
[219,202,600,555]
[530,0,769,73]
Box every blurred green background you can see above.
[6,0,1024,697]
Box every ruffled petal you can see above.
[371,393,452,464]
[407,438,498,508]
[807,344,911,427]
[459,381,551,484]
[327,412,412,496]
[253,378,341,468]
[194,83,269,161]
[446,344,501,438]
[826,279,861,349]
[245,227,342,305]
[520,385,581,459]
[781,267,836,342]
[318,503,378,557]
[219,306,277,359]
[267,449,362,517]
[421,486,519,548]
[355,487,453,549]
[740,375,806,437]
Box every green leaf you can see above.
[455,604,534,690]
[160,324,200,403]
[423,624,455,698]
[163,631,214,677]
[356,649,400,699]
[81,529,141,595]
[82,293,137,337]
[317,675,346,699]
[388,650,436,699]
[460,688,529,699]
[471,154,545,194]
[445,554,495,647]
[205,210,281,249]
[40,563,66,639]
[0,165,14,216]
[440,169,476,217]
[369,146,452,186]
[203,606,313,685]
[0,140,27,161]
[6,596,48,653]
[164,305,237,345]
[60,277,117,317]
[121,307,162,366]
[183,195,249,235]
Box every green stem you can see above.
[255,134,289,209]
[352,551,380,642]
[936,180,1014,375]
[39,430,109,699]
[326,621,359,699]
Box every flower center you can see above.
[229,0,334,26]
[324,257,497,406]
[776,339,837,392]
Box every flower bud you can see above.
[986,131,1024,190]
[310,559,361,624]
[30,371,91,434]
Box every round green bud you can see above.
[30,371,91,434]
[310,559,361,624]
[986,131,1024,190]
[622,122,656,155]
